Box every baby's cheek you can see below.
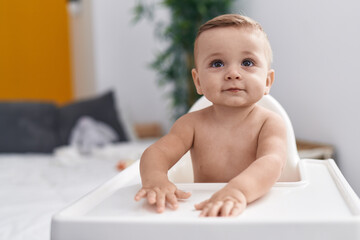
[251,82,266,94]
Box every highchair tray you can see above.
[51,159,360,240]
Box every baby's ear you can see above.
[192,68,203,95]
[264,69,275,95]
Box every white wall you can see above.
[69,0,173,136]
[90,0,172,133]
[68,0,96,99]
[243,0,360,194]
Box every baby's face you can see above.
[192,27,274,108]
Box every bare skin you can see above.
[134,26,287,217]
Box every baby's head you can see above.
[194,14,273,69]
[192,14,275,107]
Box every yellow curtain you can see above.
[0,0,73,104]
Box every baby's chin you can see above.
[208,95,256,108]
[215,100,255,109]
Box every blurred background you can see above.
[0,0,359,195]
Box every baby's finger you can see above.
[146,190,156,205]
[194,199,209,210]
[220,201,234,217]
[166,193,178,210]
[156,191,166,213]
[175,189,191,199]
[134,189,146,201]
[208,201,223,217]
[229,203,245,217]
[199,203,212,217]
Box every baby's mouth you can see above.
[223,88,245,93]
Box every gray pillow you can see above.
[58,91,128,146]
[0,102,59,153]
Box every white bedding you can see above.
[0,141,152,240]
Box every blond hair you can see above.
[194,14,273,68]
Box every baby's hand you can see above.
[194,185,247,217]
[134,179,191,213]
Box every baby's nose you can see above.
[225,68,241,80]
[226,75,240,80]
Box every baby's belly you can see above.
[191,152,254,183]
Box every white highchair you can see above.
[51,95,360,240]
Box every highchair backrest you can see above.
[168,95,300,183]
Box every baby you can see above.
[134,14,287,217]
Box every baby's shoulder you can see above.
[253,105,286,132]
[174,107,209,125]
[178,108,209,124]
[252,105,284,127]
[253,105,281,120]
[173,107,212,130]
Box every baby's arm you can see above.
[134,114,194,213]
[195,114,287,217]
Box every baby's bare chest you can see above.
[190,124,262,182]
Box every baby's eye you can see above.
[242,59,254,67]
[210,60,224,68]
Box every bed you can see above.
[0,142,153,240]
[0,91,155,240]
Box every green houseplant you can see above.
[134,0,236,119]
